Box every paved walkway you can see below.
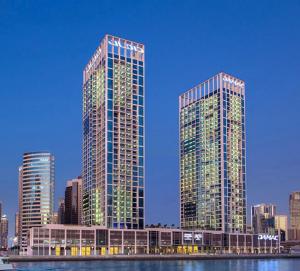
[9,254,300,262]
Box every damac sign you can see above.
[223,76,244,88]
[108,39,144,53]
[258,234,278,241]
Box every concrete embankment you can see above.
[9,254,300,262]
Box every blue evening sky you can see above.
[0,0,300,237]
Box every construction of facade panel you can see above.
[179,72,246,233]
[83,35,145,229]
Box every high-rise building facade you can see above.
[18,166,22,247]
[179,72,246,233]
[83,35,145,229]
[15,211,20,244]
[289,192,300,229]
[0,203,2,248]
[64,177,83,225]
[0,215,8,250]
[19,152,55,250]
[251,203,276,234]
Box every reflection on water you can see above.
[14,259,300,271]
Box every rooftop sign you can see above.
[223,75,244,88]
[108,39,144,53]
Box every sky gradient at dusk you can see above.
[0,0,300,237]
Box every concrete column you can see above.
[278,229,281,254]
[158,231,161,254]
[171,231,173,253]
[37,228,40,256]
[201,231,204,254]
[192,232,194,253]
[108,230,110,255]
[49,228,51,256]
[121,230,124,254]
[94,229,97,256]
[79,229,82,256]
[134,231,137,254]
[228,234,231,253]
[271,237,273,254]
[146,231,149,254]
[64,229,67,256]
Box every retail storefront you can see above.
[27,225,280,256]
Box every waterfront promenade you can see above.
[9,254,300,262]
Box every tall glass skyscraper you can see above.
[179,72,246,233]
[83,35,145,229]
[19,152,54,249]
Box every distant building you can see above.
[251,204,276,234]
[52,212,59,224]
[179,72,246,233]
[18,166,22,247]
[0,202,1,247]
[288,228,300,240]
[15,212,19,236]
[64,177,83,225]
[246,225,254,234]
[275,215,288,241]
[290,192,300,229]
[57,198,65,224]
[15,212,20,246]
[19,152,55,251]
[0,215,8,250]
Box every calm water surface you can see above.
[13,259,300,271]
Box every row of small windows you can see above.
[107,53,143,66]
[107,65,143,77]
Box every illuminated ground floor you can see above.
[26,225,280,256]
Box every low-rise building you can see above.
[275,215,288,241]
[27,224,280,256]
[251,204,276,234]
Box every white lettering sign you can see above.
[108,40,144,53]
[85,47,102,73]
[183,233,203,241]
[258,234,278,241]
[183,233,193,241]
[223,76,244,88]
[194,233,203,241]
